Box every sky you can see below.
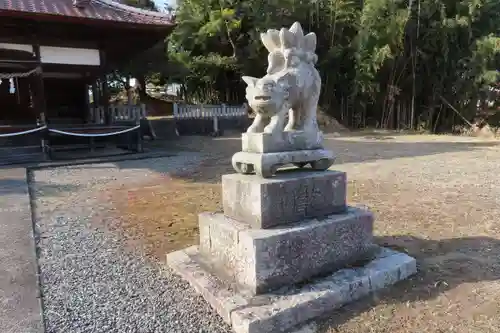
[152,0,175,9]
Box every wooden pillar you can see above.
[33,44,49,159]
[98,49,110,125]
[91,82,98,105]
[100,75,110,125]
[91,79,100,124]
[136,126,143,153]
[84,83,91,123]
[33,45,46,125]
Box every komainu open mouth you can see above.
[255,95,272,101]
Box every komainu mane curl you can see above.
[261,22,318,74]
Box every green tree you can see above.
[111,0,170,102]
[161,0,500,131]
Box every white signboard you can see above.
[40,46,100,66]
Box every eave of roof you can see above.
[0,0,175,28]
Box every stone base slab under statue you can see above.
[241,131,324,153]
[232,149,334,178]
[234,132,335,178]
[169,245,415,333]
[166,22,416,333]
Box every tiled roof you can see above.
[0,0,174,26]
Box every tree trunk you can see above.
[136,75,148,102]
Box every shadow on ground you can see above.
[0,178,81,197]
[327,139,499,164]
[316,235,500,332]
[14,135,498,185]
[141,137,500,184]
[0,178,29,195]
[30,183,82,197]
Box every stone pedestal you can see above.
[241,131,323,153]
[198,208,374,295]
[222,170,347,229]
[232,131,335,178]
[167,169,417,333]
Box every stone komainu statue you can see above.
[243,22,321,135]
[232,22,334,178]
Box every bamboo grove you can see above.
[154,0,500,131]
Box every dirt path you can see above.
[112,134,500,333]
[316,136,500,333]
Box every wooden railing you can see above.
[173,103,248,119]
[173,103,249,136]
[90,103,247,124]
[0,123,143,162]
[89,104,147,124]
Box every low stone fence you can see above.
[173,103,249,136]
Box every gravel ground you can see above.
[31,153,232,333]
[29,134,500,333]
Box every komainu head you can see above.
[242,75,290,117]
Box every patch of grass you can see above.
[108,177,221,261]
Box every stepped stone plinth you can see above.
[198,206,374,295]
[167,166,416,332]
[167,21,416,333]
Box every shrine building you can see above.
[0,0,174,163]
